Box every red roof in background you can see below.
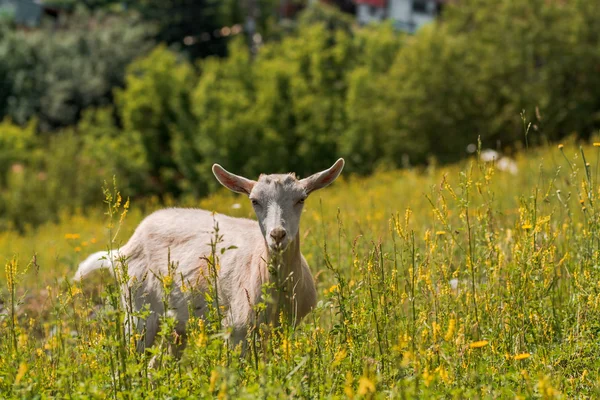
[355,0,386,7]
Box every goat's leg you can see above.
[161,328,187,360]
[223,304,253,354]
[230,324,248,352]
[148,312,190,367]
[132,312,159,353]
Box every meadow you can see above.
[2,141,600,398]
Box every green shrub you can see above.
[78,107,150,196]
[0,131,91,231]
[340,23,406,172]
[190,38,264,192]
[0,111,149,230]
[188,24,359,186]
[0,118,37,186]
[3,0,600,229]
[116,45,196,195]
[116,0,600,185]
[0,10,154,131]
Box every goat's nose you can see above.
[270,227,287,243]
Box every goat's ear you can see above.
[212,164,256,195]
[300,158,345,195]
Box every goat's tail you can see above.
[73,250,119,281]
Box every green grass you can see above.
[2,141,600,398]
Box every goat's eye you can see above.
[251,199,260,207]
[297,198,305,205]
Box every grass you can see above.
[2,141,600,398]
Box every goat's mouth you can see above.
[268,241,290,253]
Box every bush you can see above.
[0,110,149,231]
[78,107,150,197]
[339,23,407,172]
[0,130,92,230]
[187,23,372,186]
[443,0,600,142]
[0,10,154,131]
[0,118,37,186]
[341,0,600,165]
[3,1,600,229]
[115,45,196,195]
[116,0,600,186]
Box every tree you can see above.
[0,10,154,131]
[116,45,196,195]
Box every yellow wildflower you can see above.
[163,275,173,289]
[558,144,564,149]
[14,362,27,385]
[358,376,375,395]
[332,348,347,367]
[195,331,207,348]
[18,334,27,349]
[469,340,489,349]
[344,372,354,398]
[514,353,530,360]
[218,381,227,400]
[436,231,447,236]
[209,370,218,392]
[594,143,600,147]
[423,368,434,387]
[438,365,450,384]
[401,351,412,367]
[444,318,456,342]
[432,321,441,342]
[581,369,588,381]
[65,233,80,240]
[5,258,18,291]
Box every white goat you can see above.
[74,159,345,353]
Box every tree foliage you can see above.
[0,10,154,131]
[1,1,600,229]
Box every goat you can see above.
[74,159,345,354]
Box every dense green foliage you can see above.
[117,23,404,193]
[1,0,599,230]
[115,46,195,195]
[0,112,148,231]
[2,143,600,397]
[114,0,600,187]
[42,0,283,58]
[0,10,154,131]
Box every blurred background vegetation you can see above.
[0,0,599,231]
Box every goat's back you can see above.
[121,208,263,281]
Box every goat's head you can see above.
[212,159,345,252]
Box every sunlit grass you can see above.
[2,140,600,398]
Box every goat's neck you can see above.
[268,234,301,277]
[265,231,303,324]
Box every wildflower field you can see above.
[2,142,600,398]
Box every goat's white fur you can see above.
[74,159,344,354]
